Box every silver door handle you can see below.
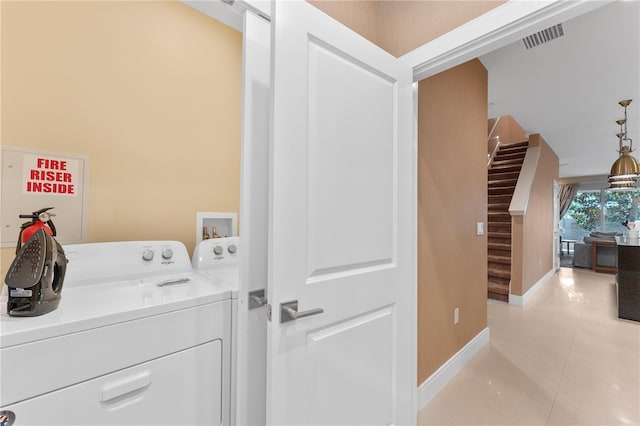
[280,300,324,323]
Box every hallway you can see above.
[418,268,640,425]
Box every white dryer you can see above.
[0,240,233,426]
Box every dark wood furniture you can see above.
[617,241,640,322]
[592,240,617,273]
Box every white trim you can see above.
[402,0,610,81]
[410,81,420,419]
[417,327,490,411]
[509,268,555,306]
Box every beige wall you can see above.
[418,59,488,381]
[1,1,242,276]
[309,0,504,57]
[510,134,559,296]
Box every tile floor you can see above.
[418,267,640,425]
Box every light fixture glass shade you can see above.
[609,179,637,190]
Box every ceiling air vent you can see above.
[522,23,564,50]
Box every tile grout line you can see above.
[544,294,583,425]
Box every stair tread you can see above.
[488,232,511,239]
[499,141,529,149]
[489,179,518,186]
[490,163,522,171]
[488,203,510,211]
[489,188,515,195]
[494,153,526,162]
[488,268,511,279]
[488,172,520,180]
[488,275,510,284]
[488,254,511,263]
[491,162,523,169]
[488,281,509,292]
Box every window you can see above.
[604,190,640,233]
[561,189,640,241]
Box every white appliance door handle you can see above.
[100,371,152,402]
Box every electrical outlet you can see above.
[476,222,484,236]
[454,307,459,325]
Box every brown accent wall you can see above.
[1,1,242,277]
[418,59,488,381]
[307,1,381,47]
[488,114,529,156]
[510,134,559,296]
[377,0,505,57]
[308,0,504,57]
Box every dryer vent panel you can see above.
[522,23,564,50]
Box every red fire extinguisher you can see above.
[16,207,57,254]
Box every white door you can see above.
[267,2,415,425]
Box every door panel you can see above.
[268,1,415,425]
[307,38,396,279]
[307,39,397,277]
[306,306,394,425]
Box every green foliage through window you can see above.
[566,192,600,231]
[566,190,640,233]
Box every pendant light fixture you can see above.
[608,99,640,190]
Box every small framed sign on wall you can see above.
[1,145,89,247]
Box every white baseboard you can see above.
[417,327,490,411]
[509,268,554,306]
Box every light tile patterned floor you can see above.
[418,267,640,425]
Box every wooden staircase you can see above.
[487,141,528,302]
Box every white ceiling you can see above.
[479,0,640,179]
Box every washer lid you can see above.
[197,268,239,298]
[0,272,232,348]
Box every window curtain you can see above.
[559,183,579,219]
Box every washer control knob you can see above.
[142,249,154,261]
[214,245,224,256]
[227,244,237,254]
[161,248,173,259]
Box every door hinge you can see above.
[266,303,272,321]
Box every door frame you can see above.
[182,0,611,421]
[553,180,560,271]
[402,0,609,80]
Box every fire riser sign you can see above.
[23,154,79,196]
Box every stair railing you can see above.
[509,147,539,216]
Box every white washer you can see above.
[191,236,240,425]
[0,240,233,426]
[192,237,240,293]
